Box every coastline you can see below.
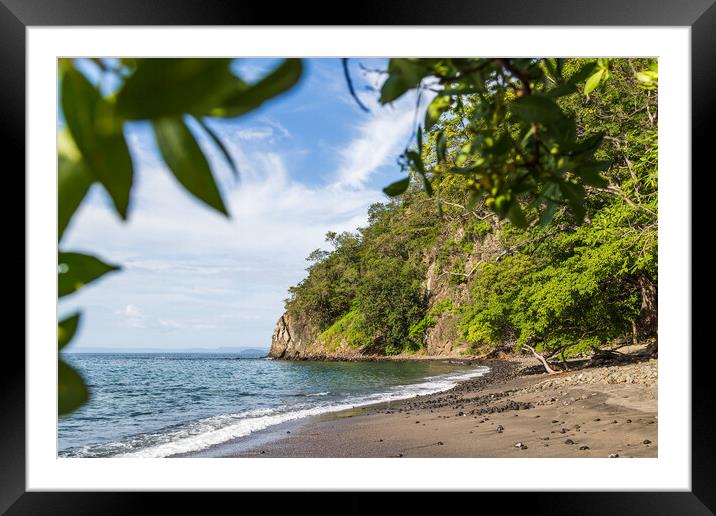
[219,356,658,458]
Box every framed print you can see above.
[3,0,713,512]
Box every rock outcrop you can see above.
[268,313,316,359]
[268,227,510,360]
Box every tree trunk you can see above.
[524,344,558,374]
[636,276,658,340]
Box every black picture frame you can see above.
[2,0,712,512]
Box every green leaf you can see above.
[383,177,411,197]
[560,182,587,220]
[212,59,303,118]
[547,82,577,99]
[380,59,428,104]
[424,95,452,131]
[152,117,228,216]
[58,312,81,351]
[435,131,447,162]
[58,252,120,298]
[510,94,566,126]
[574,161,611,187]
[507,202,528,228]
[550,115,577,147]
[565,132,605,155]
[58,132,94,241]
[406,150,425,175]
[466,190,481,210]
[194,117,239,178]
[61,67,133,219]
[541,58,559,82]
[584,69,605,95]
[559,181,586,204]
[539,201,560,226]
[635,70,658,83]
[568,61,599,85]
[635,68,658,90]
[421,174,434,196]
[59,359,89,415]
[487,133,512,157]
[380,74,411,104]
[116,58,236,120]
[541,181,562,201]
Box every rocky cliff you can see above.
[268,313,314,359]
[268,250,477,360]
[268,311,374,360]
[268,225,509,360]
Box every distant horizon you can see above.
[64,346,269,354]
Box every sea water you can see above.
[58,353,489,458]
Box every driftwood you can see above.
[523,344,559,374]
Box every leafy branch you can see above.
[57,58,303,414]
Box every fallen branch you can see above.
[524,344,559,374]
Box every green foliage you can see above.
[456,58,658,358]
[58,359,89,416]
[318,307,371,351]
[287,198,440,355]
[290,58,657,363]
[287,232,362,330]
[116,58,236,119]
[62,67,133,218]
[213,58,303,118]
[383,177,410,196]
[58,313,86,415]
[58,313,81,350]
[408,299,454,346]
[379,58,618,227]
[58,252,119,298]
[355,258,427,355]
[57,58,303,414]
[58,131,93,241]
[56,56,658,409]
[152,117,227,215]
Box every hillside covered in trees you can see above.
[269,58,658,370]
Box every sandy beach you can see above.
[227,357,658,458]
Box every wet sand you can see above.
[226,358,658,458]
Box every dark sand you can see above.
[225,358,658,458]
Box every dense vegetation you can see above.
[285,58,658,367]
[58,57,657,413]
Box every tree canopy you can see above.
[286,58,658,367]
[58,57,658,413]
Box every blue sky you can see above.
[61,58,428,352]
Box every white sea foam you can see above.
[114,365,490,458]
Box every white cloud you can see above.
[333,105,415,189]
[116,304,145,328]
[62,86,427,350]
[228,118,290,142]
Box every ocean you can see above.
[58,353,489,458]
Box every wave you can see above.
[289,391,331,397]
[60,365,489,458]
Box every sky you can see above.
[60,58,428,352]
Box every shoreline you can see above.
[265,353,494,363]
[173,358,507,458]
[216,356,658,458]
